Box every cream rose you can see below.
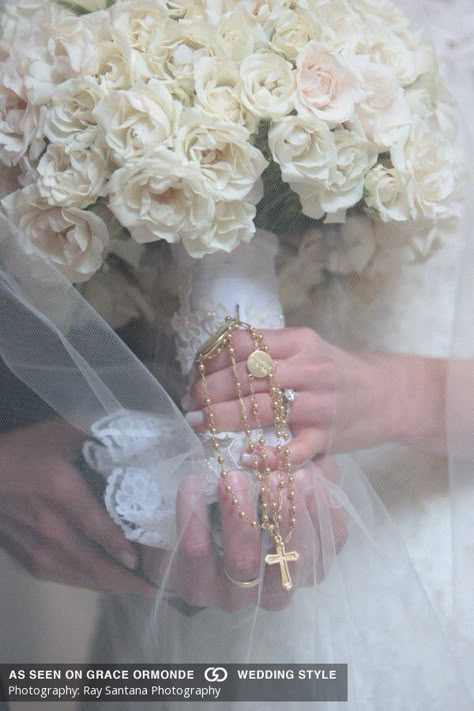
[110,1,169,55]
[364,163,411,222]
[268,115,336,184]
[354,61,411,149]
[43,76,105,149]
[37,141,111,209]
[0,80,44,167]
[94,80,181,164]
[240,51,295,120]
[182,199,256,257]
[175,108,267,200]
[291,129,376,219]
[216,6,267,62]
[194,56,256,131]
[25,14,101,105]
[1,184,109,282]
[269,8,319,60]
[108,151,215,246]
[295,41,365,125]
[391,119,457,221]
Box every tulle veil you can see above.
[0,0,473,709]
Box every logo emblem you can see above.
[204,666,228,683]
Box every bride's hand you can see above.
[184,327,399,467]
[184,327,448,463]
[144,459,347,613]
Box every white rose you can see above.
[194,56,256,131]
[37,141,111,209]
[108,151,215,245]
[142,21,216,98]
[175,108,267,200]
[354,61,411,149]
[268,8,319,60]
[94,80,181,164]
[95,34,134,92]
[268,115,336,184]
[182,199,256,257]
[110,1,169,55]
[391,119,456,221]
[291,129,376,219]
[240,51,295,120]
[25,15,101,105]
[0,74,44,166]
[1,1,70,47]
[317,1,367,55]
[367,25,432,87]
[364,163,411,222]
[295,42,365,125]
[43,76,105,149]
[216,6,267,62]
[1,184,109,282]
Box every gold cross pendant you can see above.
[265,541,300,591]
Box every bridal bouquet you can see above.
[0,0,459,285]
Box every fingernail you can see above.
[185,411,204,428]
[181,392,192,411]
[241,453,255,466]
[117,551,138,570]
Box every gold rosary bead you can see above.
[248,442,255,452]
[235,381,242,389]
[287,492,295,501]
[225,485,232,493]
[288,475,294,483]
[264,467,271,475]
[232,498,239,506]
[259,486,266,495]
[204,397,211,406]
[217,455,225,465]
[221,471,228,479]
[276,444,282,454]
[213,441,220,450]
[228,346,235,355]
[256,473,263,481]
[290,517,296,526]
[278,480,285,489]
[239,511,247,519]
[251,521,258,528]
[290,505,296,514]
[258,436,265,446]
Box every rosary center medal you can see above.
[247,350,274,378]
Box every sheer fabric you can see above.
[0,1,472,710]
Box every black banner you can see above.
[0,663,348,703]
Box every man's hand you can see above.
[0,419,156,596]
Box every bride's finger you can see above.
[247,429,329,470]
[176,475,219,607]
[186,391,333,435]
[218,471,262,606]
[202,328,309,375]
[187,359,335,409]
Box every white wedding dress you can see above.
[72,1,473,710]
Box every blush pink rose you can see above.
[295,41,365,125]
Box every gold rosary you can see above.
[195,308,299,591]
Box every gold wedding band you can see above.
[224,568,261,589]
